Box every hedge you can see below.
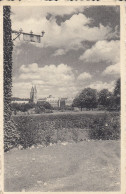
[7,112,120,150]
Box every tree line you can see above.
[11,78,120,114]
[11,101,53,114]
[72,78,120,111]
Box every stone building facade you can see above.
[29,86,73,107]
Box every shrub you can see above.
[11,112,120,149]
[88,113,120,140]
[4,119,20,152]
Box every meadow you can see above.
[5,111,120,191]
[4,140,120,191]
[12,111,120,149]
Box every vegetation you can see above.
[4,6,20,152]
[11,102,35,113]
[4,140,120,192]
[8,112,120,149]
[72,78,120,111]
[3,7,120,153]
[11,79,120,115]
[113,78,120,110]
[11,101,53,114]
[4,6,13,122]
[114,78,120,97]
[11,97,29,101]
[98,89,112,108]
[72,88,98,111]
[35,101,53,113]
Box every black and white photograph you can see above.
[3,3,122,192]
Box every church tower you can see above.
[30,86,37,103]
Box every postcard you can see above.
[0,0,126,193]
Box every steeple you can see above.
[30,85,37,103]
[34,85,37,93]
[31,86,34,92]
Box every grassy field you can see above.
[5,111,120,191]
[4,140,120,192]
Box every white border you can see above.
[0,1,125,194]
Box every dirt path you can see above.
[4,140,120,191]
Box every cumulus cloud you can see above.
[52,49,66,56]
[79,40,120,64]
[12,82,31,98]
[11,6,85,21]
[13,63,116,97]
[13,63,94,97]
[20,63,39,73]
[13,63,77,97]
[77,72,92,81]
[19,63,75,87]
[12,7,120,98]
[88,80,115,92]
[19,73,40,80]
[12,8,118,51]
[102,63,120,76]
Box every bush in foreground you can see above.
[9,112,120,150]
[4,119,20,152]
[88,113,120,140]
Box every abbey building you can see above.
[29,86,73,108]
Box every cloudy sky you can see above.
[11,6,120,98]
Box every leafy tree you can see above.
[98,89,112,108]
[105,79,120,111]
[72,96,80,108]
[37,101,52,109]
[20,103,35,112]
[11,102,35,113]
[35,104,45,114]
[105,95,117,111]
[113,78,120,110]
[11,103,19,115]
[114,78,120,97]
[73,88,98,111]
[35,101,53,114]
